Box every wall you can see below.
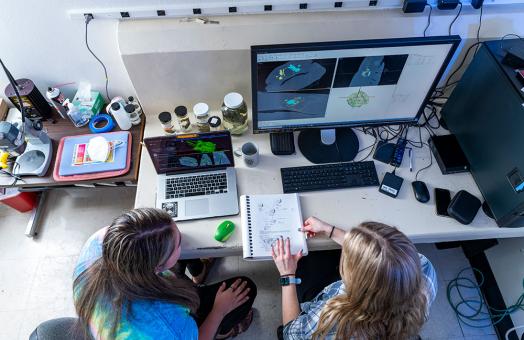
[0,0,523,108]
[118,5,524,117]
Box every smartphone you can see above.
[435,188,451,217]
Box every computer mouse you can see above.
[412,181,430,203]
[215,220,235,242]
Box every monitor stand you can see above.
[297,128,359,164]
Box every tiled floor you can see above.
[0,188,497,340]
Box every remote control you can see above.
[390,138,408,167]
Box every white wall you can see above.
[0,0,523,106]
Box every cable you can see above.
[423,4,432,37]
[506,325,524,340]
[500,34,524,52]
[448,1,463,36]
[85,15,110,102]
[438,41,483,92]
[447,268,524,330]
[476,5,483,45]
[475,5,484,54]
[415,142,432,181]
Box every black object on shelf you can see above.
[447,190,482,225]
[429,134,470,174]
[270,132,295,155]
[281,161,379,193]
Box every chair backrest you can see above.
[29,317,91,340]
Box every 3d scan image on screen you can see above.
[254,42,454,130]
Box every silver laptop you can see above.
[144,131,239,221]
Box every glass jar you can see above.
[221,92,248,135]
[158,111,175,134]
[125,103,141,125]
[208,116,222,131]
[193,103,211,133]
[174,105,191,132]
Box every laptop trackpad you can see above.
[185,199,210,216]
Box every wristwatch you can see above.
[280,276,302,286]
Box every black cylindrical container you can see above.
[5,79,53,120]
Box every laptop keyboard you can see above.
[165,173,228,199]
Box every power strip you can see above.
[68,0,518,20]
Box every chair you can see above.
[29,317,91,340]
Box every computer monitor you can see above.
[251,36,461,163]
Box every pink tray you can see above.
[53,131,132,182]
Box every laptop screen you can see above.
[144,131,235,174]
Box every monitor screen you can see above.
[144,132,234,174]
[251,36,460,132]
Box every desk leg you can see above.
[25,191,48,238]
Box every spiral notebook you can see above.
[240,194,308,260]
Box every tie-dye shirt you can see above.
[73,227,198,340]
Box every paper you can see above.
[240,193,308,260]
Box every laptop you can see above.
[144,131,239,221]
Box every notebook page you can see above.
[246,194,306,259]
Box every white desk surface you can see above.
[135,113,524,259]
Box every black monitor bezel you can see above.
[250,35,461,134]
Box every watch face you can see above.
[279,277,290,286]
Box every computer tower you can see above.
[441,39,524,227]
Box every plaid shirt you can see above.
[283,254,438,340]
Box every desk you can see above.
[135,113,524,259]
[0,117,146,188]
[0,116,146,236]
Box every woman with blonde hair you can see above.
[272,217,437,340]
[73,208,257,339]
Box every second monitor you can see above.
[250,36,460,163]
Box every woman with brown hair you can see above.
[272,217,437,340]
[73,208,257,339]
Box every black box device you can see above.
[429,134,469,174]
[379,172,404,198]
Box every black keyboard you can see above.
[281,161,379,193]
[165,173,228,199]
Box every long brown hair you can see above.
[73,208,199,339]
[313,222,428,340]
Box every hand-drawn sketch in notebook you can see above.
[240,193,308,260]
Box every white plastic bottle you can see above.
[110,102,132,130]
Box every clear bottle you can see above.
[66,102,90,128]
[174,106,191,132]
[158,112,175,134]
[221,92,248,135]
[193,103,211,133]
[208,116,222,132]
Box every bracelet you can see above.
[329,226,335,238]
[280,273,296,278]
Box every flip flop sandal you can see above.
[216,308,254,339]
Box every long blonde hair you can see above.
[73,208,199,339]
[313,222,427,340]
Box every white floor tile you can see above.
[420,278,465,339]
[38,188,136,258]
[0,212,45,260]
[416,243,470,281]
[25,256,78,311]
[0,310,27,340]
[0,258,40,312]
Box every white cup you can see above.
[238,142,259,167]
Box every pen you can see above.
[409,148,413,172]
